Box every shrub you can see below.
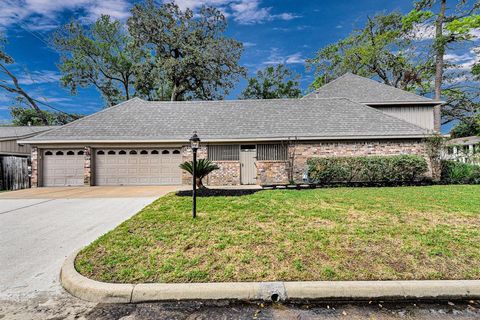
[307,155,428,185]
[440,161,480,184]
[179,159,219,188]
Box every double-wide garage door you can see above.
[95,148,182,186]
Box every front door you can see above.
[240,145,256,185]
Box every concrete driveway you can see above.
[0,186,180,301]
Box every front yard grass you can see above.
[76,185,480,283]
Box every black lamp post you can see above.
[189,131,200,218]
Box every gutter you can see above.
[18,135,431,145]
[363,101,445,106]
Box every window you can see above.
[66,151,75,155]
[78,150,84,155]
[173,150,181,154]
[447,147,454,155]
[151,150,159,154]
[56,151,64,156]
[119,150,126,155]
[108,150,116,155]
[140,150,148,154]
[97,150,105,155]
[162,150,170,154]
[208,145,239,161]
[240,145,256,151]
[257,144,288,161]
[45,151,53,156]
[129,150,137,155]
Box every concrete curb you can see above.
[61,251,480,303]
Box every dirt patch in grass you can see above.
[76,185,480,283]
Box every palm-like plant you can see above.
[179,159,219,188]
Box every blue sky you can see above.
[0,0,477,132]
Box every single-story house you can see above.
[1,125,57,190]
[445,136,480,165]
[21,73,442,187]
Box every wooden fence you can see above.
[0,156,30,191]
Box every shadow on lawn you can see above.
[176,188,262,197]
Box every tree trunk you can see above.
[433,0,446,132]
[171,84,178,101]
[196,177,206,189]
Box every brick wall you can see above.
[84,146,93,186]
[31,146,39,188]
[262,139,429,185]
[257,161,289,185]
[206,161,241,186]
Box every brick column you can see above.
[31,146,39,187]
[84,146,93,186]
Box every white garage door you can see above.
[95,148,182,186]
[43,150,84,187]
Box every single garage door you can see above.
[95,148,182,186]
[43,150,84,187]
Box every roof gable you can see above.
[303,73,434,103]
[26,97,428,143]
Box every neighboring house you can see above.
[0,126,57,190]
[445,136,480,165]
[21,74,442,187]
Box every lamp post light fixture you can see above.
[189,131,200,218]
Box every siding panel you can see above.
[372,105,434,130]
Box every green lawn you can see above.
[76,185,480,283]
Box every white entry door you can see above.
[95,148,182,186]
[240,145,256,185]
[42,150,84,187]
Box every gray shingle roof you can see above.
[303,73,434,103]
[447,136,480,146]
[25,97,428,143]
[0,126,58,140]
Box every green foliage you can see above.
[53,15,146,107]
[445,15,480,37]
[179,158,219,187]
[442,88,480,126]
[450,115,480,138]
[307,155,429,185]
[306,12,433,91]
[240,64,301,99]
[10,106,82,126]
[441,161,480,184]
[128,1,246,101]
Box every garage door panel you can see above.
[95,149,182,186]
[43,150,84,187]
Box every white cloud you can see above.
[0,0,131,31]
[285,52,305,64]
[263,48,305,65]
[17,70,61,85]
[445,50,479,70]
[243,41,256,47]
[167,0,299,25]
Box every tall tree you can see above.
[0,36,49,125]
[53,15,147,107]
[128,1,246,101]
[406,0,480,131]
[240,64,302,99]
[307,13,434,91]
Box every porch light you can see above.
[190,131,200,150]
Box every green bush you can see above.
[440,161,480,184]
[307,155,429,185]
